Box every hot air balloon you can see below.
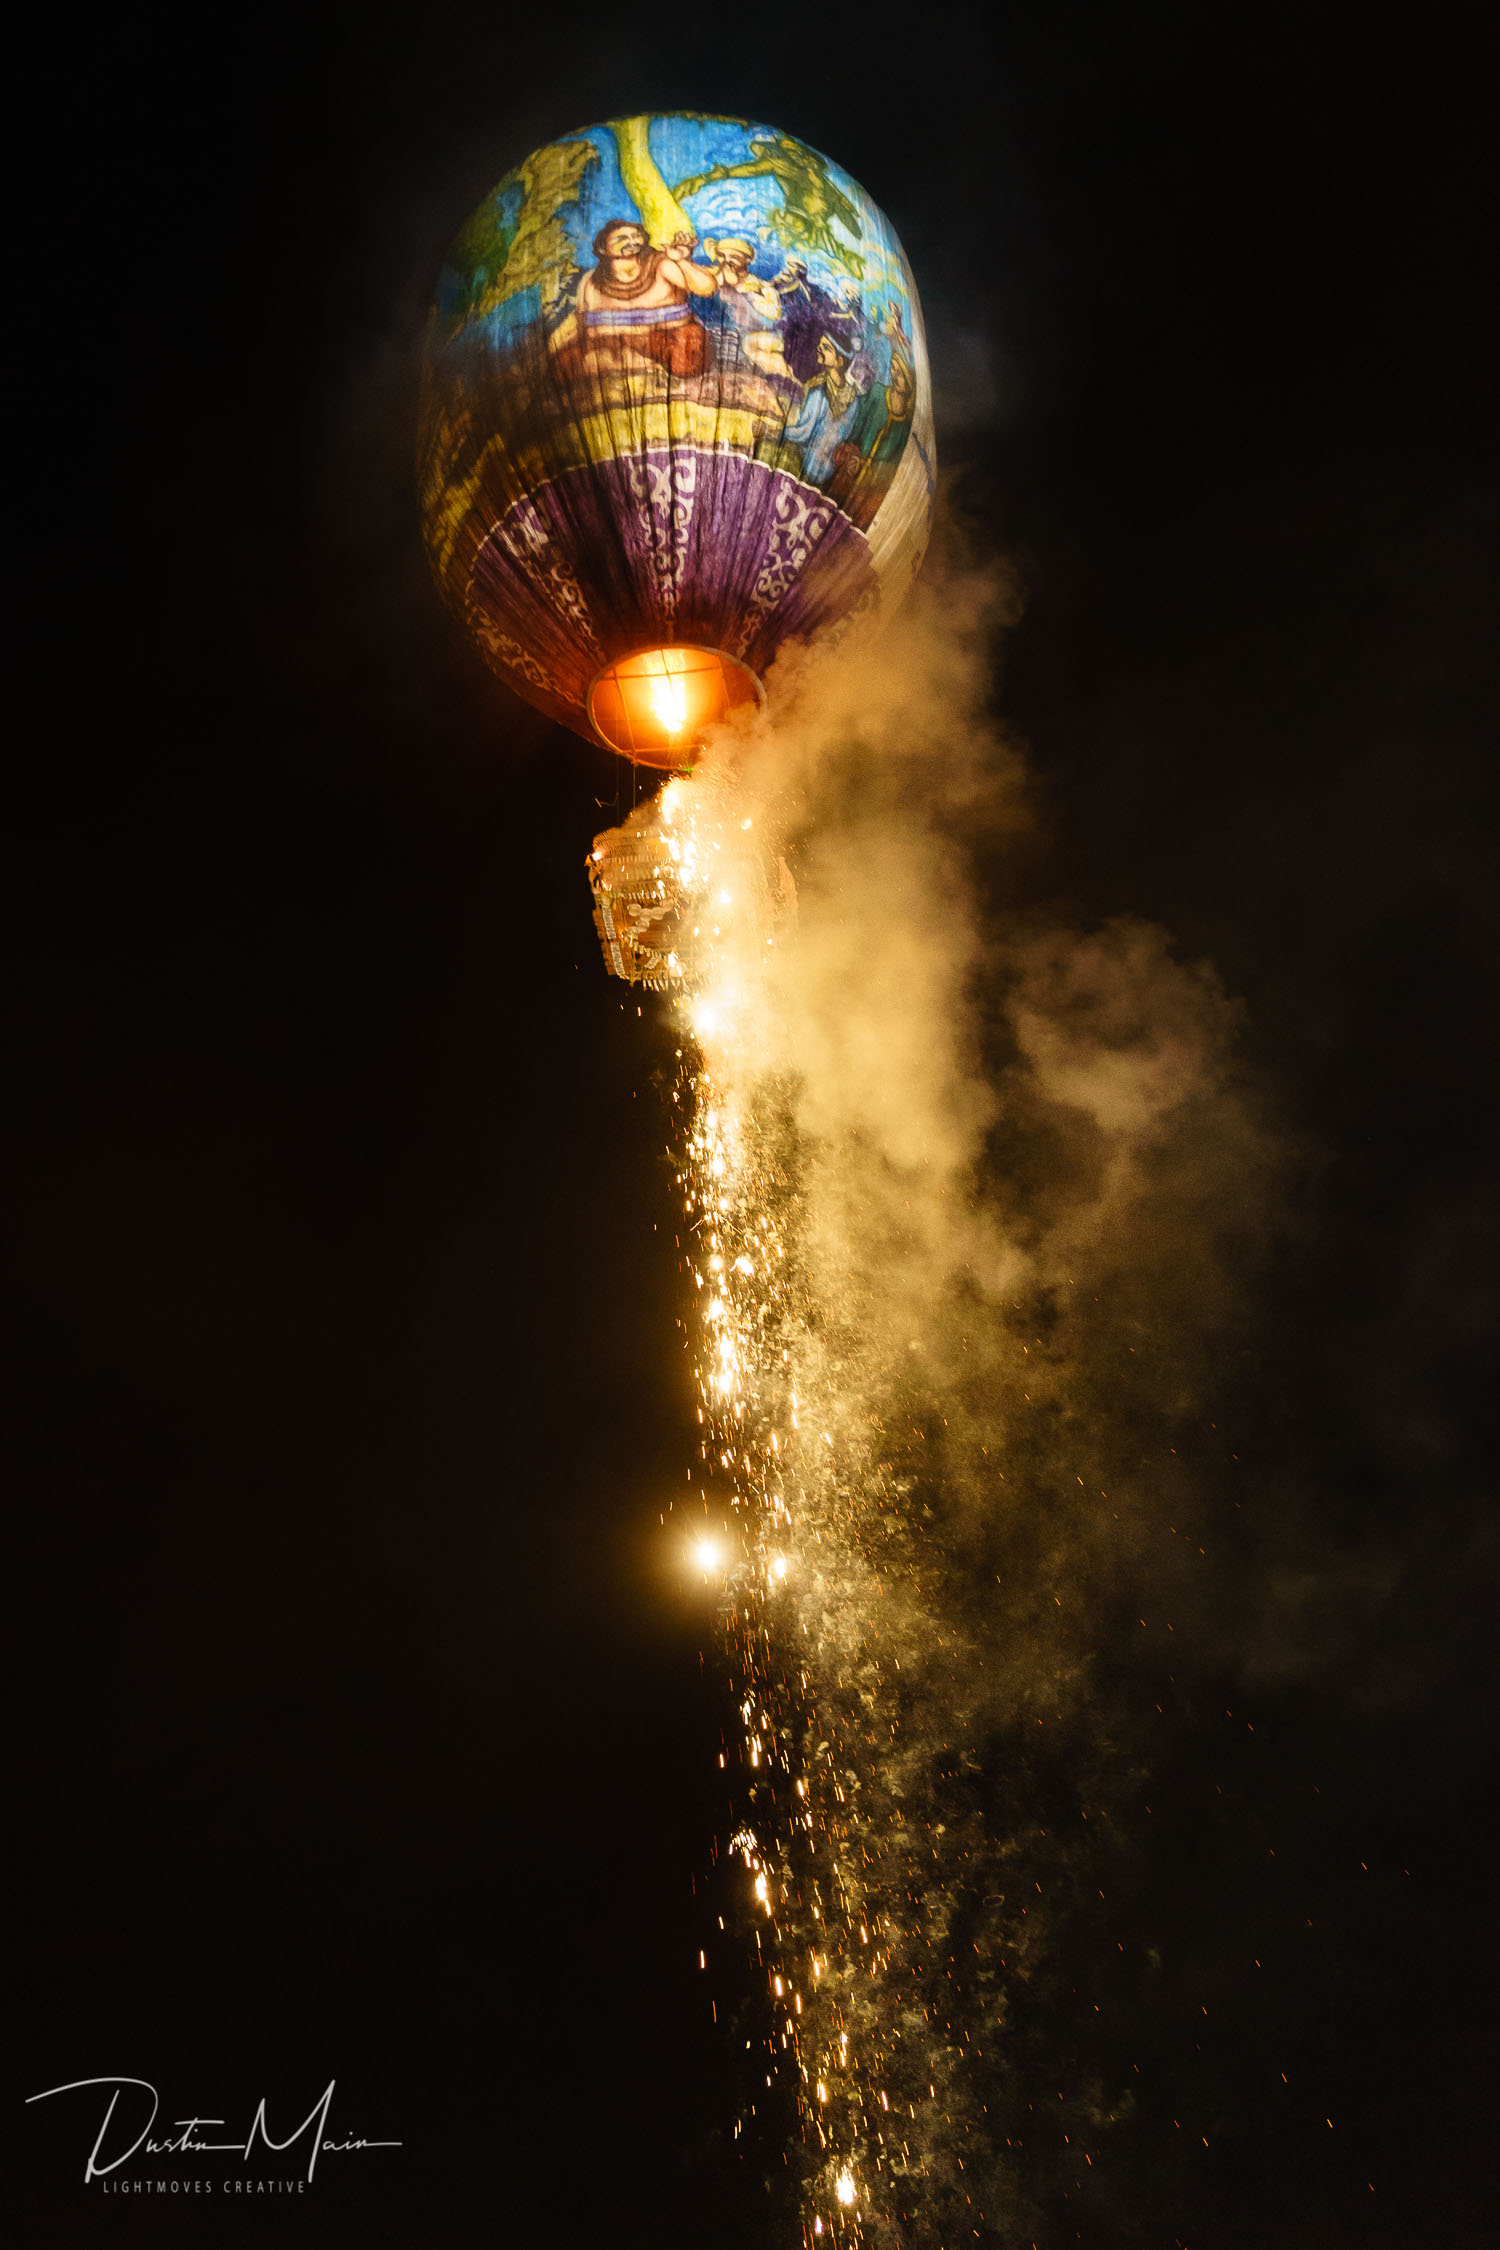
[418,112,935,977]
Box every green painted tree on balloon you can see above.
[671,130,868,275]
[444,137,597,335]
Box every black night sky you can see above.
[15,4,1497,2245]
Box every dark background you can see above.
[14,2,1496,2243]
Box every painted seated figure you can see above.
[553,220,718,380]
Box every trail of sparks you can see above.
[657,768,1001,2246]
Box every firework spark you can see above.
[655,752,996,2245]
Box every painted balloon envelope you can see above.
[419,112,935,974]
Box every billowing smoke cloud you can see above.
[717,559,1293,1679]
[674,559,1323,2243]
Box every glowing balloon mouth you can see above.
[587,645,764,769]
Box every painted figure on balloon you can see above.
[553,220,718,380]
[826,278,868,361]
[785,332,869,487]
[834,343,917,526]
[701,236,796,382]
[773,257,843,382]
[878,298,914,366]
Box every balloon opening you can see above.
[587,646,764,768]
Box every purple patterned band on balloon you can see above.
[467,449,876,730]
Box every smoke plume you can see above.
[671,556,1312,2244]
